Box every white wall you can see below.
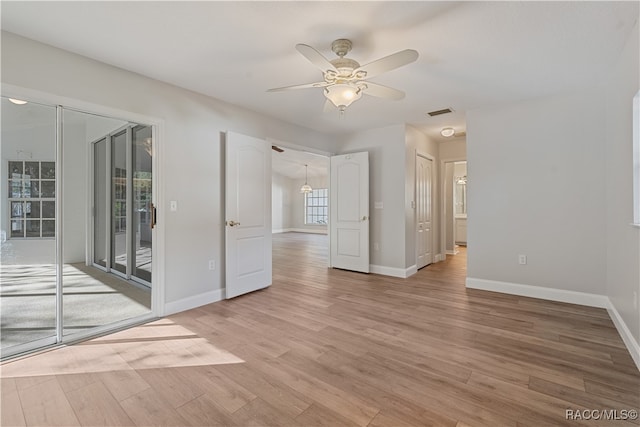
[440,139,467,161]
[604,22,639,348]
[444,162,455,253]
[466,90,607,295]
[1,32,336,311]
[339,124,407,270]
[272,172,293,233]
[62,119,88,263]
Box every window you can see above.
[8,160,56,238]
[305,188,328,225]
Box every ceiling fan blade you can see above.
[267,81,330,92]
[296,44,338,72]
[362,82,405,100]
[354,49,418,79]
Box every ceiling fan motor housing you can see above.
[331,39,352,57]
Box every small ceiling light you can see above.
[8,98,27,105]
[300,164,313,193]
[440,127,455,137]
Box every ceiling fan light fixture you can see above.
[440,127,456,137]
[324,84,362,110]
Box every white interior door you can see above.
[330,152,369,273]
[225,131,272,299]
[416,154,433,269]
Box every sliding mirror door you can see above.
[0,98,156,359]
[0,97,58,356]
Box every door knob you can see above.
[362,216,368,221]
[227,220,240,227]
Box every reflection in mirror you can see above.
[62,109,152,338]
[1,97,58,356]
[454,161,467,216]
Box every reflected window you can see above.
[7,160,55,238]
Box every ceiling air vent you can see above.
[427,108,453,117]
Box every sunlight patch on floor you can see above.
[0,319,245,378]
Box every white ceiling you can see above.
[1,1,637,146]
[271,146,329,181]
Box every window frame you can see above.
[7,159,56,239]
[304,188,328,226]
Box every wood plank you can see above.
[65,381,135,426]
[118,388,190,427]
[2,234,638,427]
[1,378,26,427]
[18,377,80,427]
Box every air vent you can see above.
[271,145,284,153]
[427,108,453,117]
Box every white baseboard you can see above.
[465,277,609,308]
[435,253,445,262]
[289,228,328,235]
[446,249,459,255]
[164,289,224,315]
[606,301,640,371]
[273,228,327,235]
[466,277,639,371]
[370,264,416,278]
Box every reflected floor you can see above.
[113,244,152,277]
[0,263,151,351]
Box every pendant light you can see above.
[300,164,313,193]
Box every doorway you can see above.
[270,144,330,267]
[441,160,467,256]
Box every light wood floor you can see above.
[1,232,639,426]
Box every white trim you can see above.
[466,277,640,371]
[164,289,224,316]
[606,300,640,371]
[289,228,327,235]
[446,249,460,255]
[631,223,640,228]
[370,264,417,278]
[434,253,445,262]
[465,277,610,308]
[272,228,292,234]
[272,228,329,235]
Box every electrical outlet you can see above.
[373,243,380,251]
[518,254,527,265]
[208,260,216,270]
[170,201,178,211]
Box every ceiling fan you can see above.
[268,39,418,113]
